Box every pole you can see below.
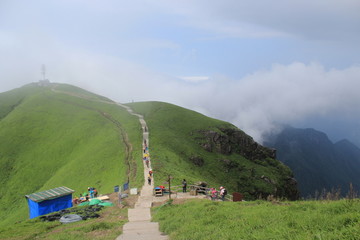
[118,186,122,204]
[168,175,171,200]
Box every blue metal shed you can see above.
[25,186,75,219]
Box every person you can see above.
[72,197,79,205]
[149,169,153,177]
[93,188,98,198]
[79,194,86,202]
[211,188,218,201]
[89,188,95,199]
[148,174,152,185]
[182,179,187,193]
[220,186,227,201]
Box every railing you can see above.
[154,183,233,201]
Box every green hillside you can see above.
[153,199,360,240]
[0,83,143,226]
[128,101,299,200]
[0,83,299,228]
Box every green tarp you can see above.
[99,202,114,207]
[89,199,102,205]
[78,201,90,206]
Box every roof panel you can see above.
[25,186,75,202]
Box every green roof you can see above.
[25,186,75,202]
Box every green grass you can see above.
[153,199,360,240]
[128,101,295,200]
[0,204,127,240]
[0,83,143,226]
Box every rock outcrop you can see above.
[198,128,276,160]
[196,127,299,200]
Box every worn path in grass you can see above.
[51,85,167,239]
[116,104,168,240]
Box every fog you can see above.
[1,0,360,146]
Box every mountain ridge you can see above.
[264,126,360,197]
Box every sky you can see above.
[1,0,360,146]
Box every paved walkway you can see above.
[116,104,168,240]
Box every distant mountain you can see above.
[264,127,360,197]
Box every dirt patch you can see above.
[152,197,197,207]
[108,192,138,208]
[172,198,191,205]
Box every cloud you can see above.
[154,0,360,41]
[178,76,210,83]
[1,32,359,144]
[62,57,358,144]
[172,62,360,143]
[1,0,360,146]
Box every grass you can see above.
[153,199,360,240]
[0,203,127,240]
[128,101,295,200]
[0,83,143,226]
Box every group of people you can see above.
[210,186,228,201]
[72,187,98,205]
[143,128,229,200]
[144,139,153,185]
[143,139,150,168]
[181,180,227,201]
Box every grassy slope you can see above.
[127,101,293,199]
[153,199,360,240]
[0,83,143,226]
[0,203,126,240]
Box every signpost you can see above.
[167,175,173,199]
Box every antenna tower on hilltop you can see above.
[38,64,50,86]
[41,64,46,80]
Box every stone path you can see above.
[116,104,168,240]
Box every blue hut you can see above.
[25,186,75,219]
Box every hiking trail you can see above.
[50,85,168,239]
[115,103,168,240]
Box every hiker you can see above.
[211,188,218,201]
[72,197,79,205]
[182,179,187,193]
[220,186,227,201]
[148,174,152,185]
[149,169,153,177]
[89,188,95,199]
[146,159,149,168]
[79,194,86,202]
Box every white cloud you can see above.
[154,0,360,41]
[172,62,360,143]
[178,76,210,83]
[1,0,360,146]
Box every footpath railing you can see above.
[153,183,233,201]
